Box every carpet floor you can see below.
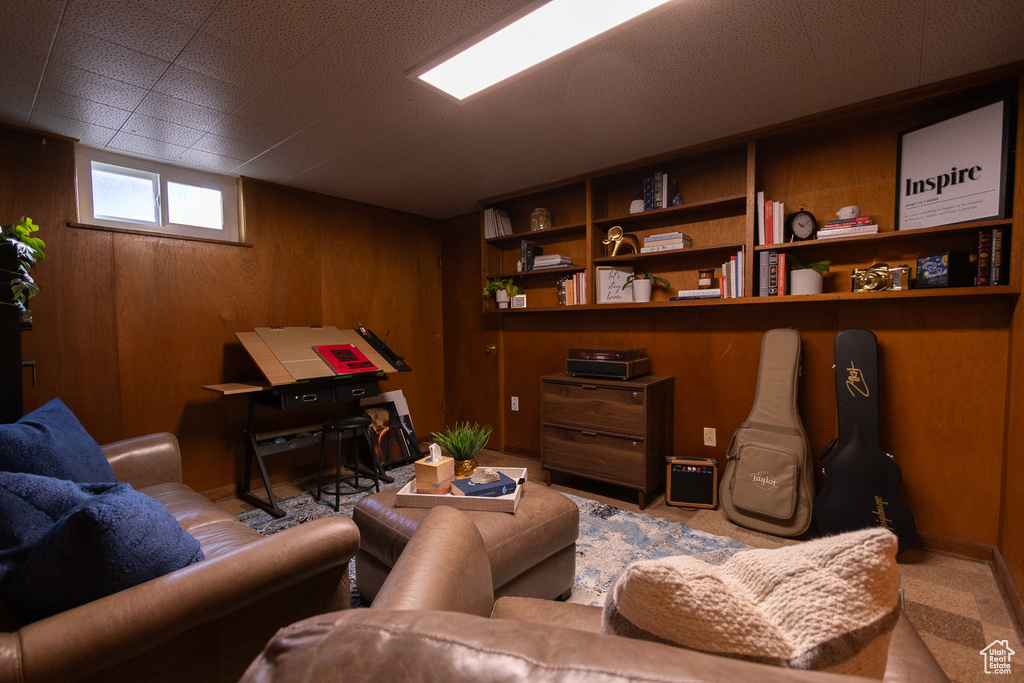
[219,448,1023,683]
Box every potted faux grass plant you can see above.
[430,422,493,478]
[623,272,670,303]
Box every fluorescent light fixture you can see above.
[416,0,673,100]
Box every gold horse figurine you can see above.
[603,226,639,256]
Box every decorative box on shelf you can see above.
[395,467,527,513]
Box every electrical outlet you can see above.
[511,396,519,411]
[703,427,716,447]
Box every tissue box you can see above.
[415,455,454,494]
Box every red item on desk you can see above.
[314,344,378,375]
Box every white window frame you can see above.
[76,147,240,243]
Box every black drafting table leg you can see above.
[240,394,286,518]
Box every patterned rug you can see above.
[237,465,747,607]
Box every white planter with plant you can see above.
[788,257,830,296]
[623,272,670,303]
[483,277,521,309]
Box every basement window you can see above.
[75,147,239,242]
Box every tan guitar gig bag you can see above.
[719,328,814,536]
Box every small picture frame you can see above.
[596,266,633,303]
[896,95,1015,230]
[511,294,527,308]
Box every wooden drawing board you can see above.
[235,326,398,385]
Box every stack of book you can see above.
[759,250,790,296]
[640,231,691,253]
[816,216,878,240]
[484,208,512,238]
[756,191,785,246]
[720,248,746,298]
[670,288,721,301]
[975,226,1011,285]
[532,254,573,270]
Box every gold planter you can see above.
[453,457,478,479]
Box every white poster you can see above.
[897,100,1007,230]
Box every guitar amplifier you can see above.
[666,457,718,509]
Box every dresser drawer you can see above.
[541,381,646,434]
[541,425,645,487]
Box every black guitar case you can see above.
[814,330,916,553]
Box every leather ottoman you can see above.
[353,482,579,602]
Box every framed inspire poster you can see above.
[896,97,1014,230]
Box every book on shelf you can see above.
[767,251,778,296]
[721,248,745,298]
[773,201,784,245]
[533,254,573,268]
[520,240,542,271]
[759,251,769,296]
[976,229,992,285]
[778,253,788,296]
[484,208,512,238]
[640,242,689,254]
[671,288,721,300]
[825,215,874,228]
[816,223,879,239]
[991,227,1010,286]
[763,198,775,245]
[757,190,766,246]
[644,231,690,242]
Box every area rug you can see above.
[237,467,747,607]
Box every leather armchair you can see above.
[0,433,361,683]
[244,505,949,683]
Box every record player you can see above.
[566,348,650,380]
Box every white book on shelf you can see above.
[757,190,765,246]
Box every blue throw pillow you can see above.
[0,399,115,483]
[0,472,108,577]
[0,472,204,621]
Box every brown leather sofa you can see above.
[0,433,361,683]
[244,505,949,683]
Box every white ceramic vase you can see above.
[495,291,510,308]
[790,269,823,296]
[632,278,652,302]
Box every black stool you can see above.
[316,416,380,511]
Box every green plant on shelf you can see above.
[483,277,522,298]
[622,272,671,289]
[788,256,831,274]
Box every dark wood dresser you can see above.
[540,372,673,508]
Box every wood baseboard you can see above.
[913,530,995,560]
[993,548,1024,642]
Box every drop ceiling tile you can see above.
[798,0,925,107]
[174,29,298,86]
[41,61,149,111]
[177,147,246,174]
[206,116,294,153]
[152,64,253,114]
[33,89,133,130]
[920,0,1024,82]
[108,131,189,160]
[121,113,205,147]
[678,0,832,125]
[132,0,221,28]
[63,0,198,63]
[135,91,224,130]
[27,110,118,147]
[189,132,266,162]
[52,26,170,89]
[200,0,362,48]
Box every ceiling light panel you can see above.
[414,0,673,100]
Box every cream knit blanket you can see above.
[603,527,900,679]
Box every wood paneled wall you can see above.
[2,126,446,498]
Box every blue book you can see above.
[450,471,518,497]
